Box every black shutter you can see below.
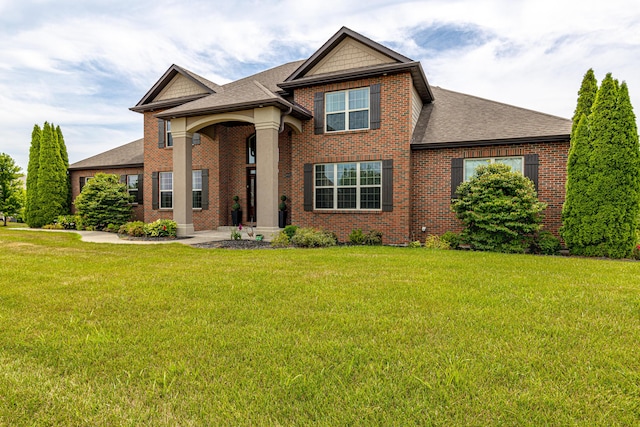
[524,154,539,191]
[370,83,381,130]
[137,174,144,204]
[201,169,209,210]
[158,119,165,148]
[152,172,159,209]
[451,158,464,198]
[304,163,313,211]
[382,159,393,211]
[192,133,201,145]
[314,92,324,135]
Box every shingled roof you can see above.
[69,138,143,170]
[412,87,571,148]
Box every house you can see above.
[69,27,571,244]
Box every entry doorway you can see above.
[247,167,256,224]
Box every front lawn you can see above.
[1,229,639,425]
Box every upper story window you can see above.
[315,161,381,210]
[165,121,173,147]
[325,87,370,132]
[464,157,524,181]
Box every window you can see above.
[325,87,369,132]
[165,121,173,147]
[246,134,256,164]
[159,172,172,209]
[79,176,92,191]
[192,170,202,209]
[464,157,524,181]
[314,161,381,210]
[126,175,139,203]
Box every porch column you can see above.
[254,107,281,230]
[171,118,194,236]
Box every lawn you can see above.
[1,228,639,426]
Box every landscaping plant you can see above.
[73,173,132,230]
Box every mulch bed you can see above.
[193,239,273,249]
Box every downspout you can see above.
[279,105,293,133]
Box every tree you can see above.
[0,153,24,226]
[451,163,546,253]
[74,173,132,229]
[25,124,41,226]
[570,69,598,139]
[56,125,71,213]
[34,122,68,227]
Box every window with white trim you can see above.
[165,121,173,147]
[315,161,381,210]
[464,157,524,181]
[159,172,173,208]
[192,170,202,209]
[325,87,370,132]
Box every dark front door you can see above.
[247,167,256,223]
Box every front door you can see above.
[247,167,257,224]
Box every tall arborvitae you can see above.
[584,74,640,257]
[34,122,67,227]
[56,125,71,213]
[561,69,599,252]
[25,124,42,227]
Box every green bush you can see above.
[74,173,132,230]
[530,231,562,255]
[143,219,177,238]
[283,225,298,239]
[42,223,63,230]
[290,228,337,248]
[56,215,78,230]
[349,228,365,245]
[270,231,291,248]
[118,221,146,237]
[424,235,451,250]
[363,230,383,246]
[408,240,421,248]
[440,231,461,249]
[451,163,546,253]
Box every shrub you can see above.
[408,240,421,248]
[105,223,119,233]
[440,231,461,249]
[363,230,383,246]
[290,228,337,248]
[56,215,78,230]
[74,173,132,230]
[42,223,63,229]
[349,228,365,245]
[119,221,145,237]
[530,231,562,255]
[283,225,298,239]
[424,235,451,250]
[270,231,291,248]
[451,163,546,253]
[143,219,177,238]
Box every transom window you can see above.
[126,175,139,203]
[159,172,173,209]
[464,157,524,181]
[192,170,202,209]
[315,161,381,210]
[325,87,370,132]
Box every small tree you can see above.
[74,173,133,230]
[451,163,546,253]
[25,124,41,227]
[0,153,24,226]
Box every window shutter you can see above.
[314,92,324,135]
[201,169,209,210]
[158,119,165,148]
[451,158,464,198]
[152,172,159,209]
[524,154,539,191]
[370,83,381,130]
[137,174,144,204]
[192,133,201,145]
[119,174,126,184]
[304,163,313,211]
[382,159,393,211]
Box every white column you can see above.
[171,118,194,236]
[254,107,281,230]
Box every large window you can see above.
[325,87,369,132]
[315,161,381,210]
[192,170,202,209]
[464,157,524,181]
[159,172,173,209]
[126,175,139,203]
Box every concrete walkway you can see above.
[10,227,276,245]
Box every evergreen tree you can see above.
[0,153,24,226]
[74,173,132,229]
[56,125,71,212]
[34,122,67,227]
[25,124,42,227]
[570,69,598,138]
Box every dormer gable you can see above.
[130,65,221,113]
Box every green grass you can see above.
[1,228,639,426]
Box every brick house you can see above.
[69,27,571,244]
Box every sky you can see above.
[1,0,639,171]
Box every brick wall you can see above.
[290,73,414,244]
[410,141,570,241]
[69,167,144,221]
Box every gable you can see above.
[307,37,397,76]
[154,74,210,102]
